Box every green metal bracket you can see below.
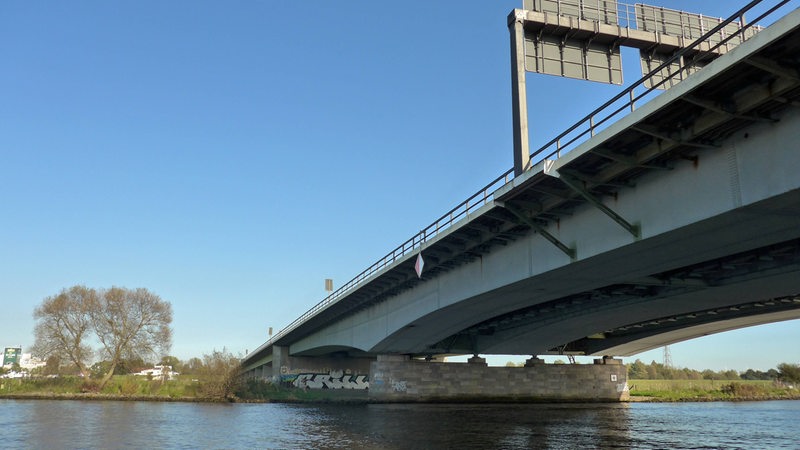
[496,201,576,259]
[557,174,641,239]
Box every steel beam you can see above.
[496,201,576,259]
[556,174,640,238]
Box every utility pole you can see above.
[663,345,673,368]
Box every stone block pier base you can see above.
[369,355,629,402]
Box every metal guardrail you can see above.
[249,0,792,358]
[258,168,514,352]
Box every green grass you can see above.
[1,376,84,395]
[628,379,799,401]
[100,375,198,398]
[0,375,207,399]
[0,375,366,403]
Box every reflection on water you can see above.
[345,403,632,449]
[0,399,798,449]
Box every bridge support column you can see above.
[271,345,290,384]
[370,354,629,402]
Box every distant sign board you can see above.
[524,0,619,25]
[524,35,623,84]
[639,51,707,89]
[3,347,21,366]
[521,0,623,84]
[634,3,754,43]
[634,3,759,89]
[518,1,760,88]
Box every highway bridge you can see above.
[243,1,800,389]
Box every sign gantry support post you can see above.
[509,10,531,177]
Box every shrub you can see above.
[235,379,279,400]
[721,382,762,398]
[118,379,140,396]
[80,381,100,393]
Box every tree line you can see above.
[627,359,800,383]
[27,285,246,398]
[32,285,172,389]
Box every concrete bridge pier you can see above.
[271,345,289,384]
[248,349,629,402]
[267,345,373,390]
[256,364,269,380]
[369,354,629,402]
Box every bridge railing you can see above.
[262,168,514,349]
[249,0,792,357]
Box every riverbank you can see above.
[0,390,366,404]
[628,379,800,402]
[3,376,799,403]
[0,392,220,402]
[0,376,367,403]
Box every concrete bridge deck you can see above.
[243,2,800,373]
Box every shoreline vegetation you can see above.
[2,376,798,404]
[628,379,800,402]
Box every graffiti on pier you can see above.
[280,374,299,384]
[293,370,369,390]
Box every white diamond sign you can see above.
[415,252,424,278]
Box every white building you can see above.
[19,353,46,371]
[134,365,179,380]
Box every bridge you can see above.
[243,1,800,401]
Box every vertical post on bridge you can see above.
[509,10,531,177]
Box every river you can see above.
[1,399,798,449]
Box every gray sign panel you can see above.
[520,0,623,84]
[524,0,619,25]
[633,4,759,88]
[634,4,758,45]
[518,1,759,87]
[524,34,623,85]
[640,51,707,89]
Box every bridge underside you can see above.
[419,228,800,357]
[293,184,800,360]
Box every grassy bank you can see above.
[629,379,800,401]
[1,375,208,400]
[4,376,799,403]
[0,376,366,403]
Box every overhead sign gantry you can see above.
[509,0,760,175]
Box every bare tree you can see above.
[92,287,172,389]
[32,285,97,378]
[198,348,243,400]
[183,357,204,375]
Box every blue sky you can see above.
[2,1,797,371]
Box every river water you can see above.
[1,399,798,449]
